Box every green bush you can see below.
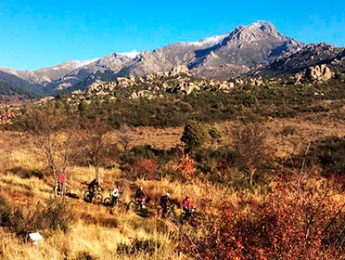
[308,136,345,177]
[181,120,209,153]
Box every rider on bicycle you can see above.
[182,196,195,220]
[88,177,100,200]
[160,192,171,218]
[57,172,67,194]
[111,184,120,206]
[135,186,146,209]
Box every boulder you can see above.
[305,64,333,82]
[116,77,132,88]
[170,65,190,77]
[234,79,244,85]
[249,78,263,86]
[294,73,303,85]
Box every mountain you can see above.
[44,54,133,92]
[0,59,97,86]
[1,20,344,100]
[115,21,303,81]
[250,43,345,78]
[0,71,42,103]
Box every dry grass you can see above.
[1,111,345,259]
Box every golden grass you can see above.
[2,111,345,259]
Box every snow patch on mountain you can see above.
[118,50,140,59]
[189,33,231,47]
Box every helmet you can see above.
[166,193,170,197]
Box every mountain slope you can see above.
[0,71,42,103]
[251,43,345,78]
[114,21,303,81]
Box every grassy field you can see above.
[2,82,345,258]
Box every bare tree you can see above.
[80,117,111,179]
[24,104,81,194]
[119,134,132,151]
[232,123,270,187]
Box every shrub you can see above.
[172,155,196,181]
[26,199,75,233]
[130,159,158,180]
[0,195,13,228]
[195,148,218,174]
[181,120,209,154]
[302,136,345,177]
[232,123,271,187]
[180,174,345,259]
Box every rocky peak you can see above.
[229,21,281,42]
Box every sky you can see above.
[0,0,344,70]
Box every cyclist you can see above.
[160,193,171,218]
[135,186,146,209]
[182,196,195,220]
[57,172,67,195]
[111,185,120,206]
[88,177,100,200]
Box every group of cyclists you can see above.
[56,172,196,221]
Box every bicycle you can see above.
[84,188,103,205]
[103,195,126,213]
[160,204,178,223]
[126,197,152,217]
[179,208,198,227]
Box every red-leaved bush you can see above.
[131,159,158,180]
[172,155,196,180]
[179,172,345,259]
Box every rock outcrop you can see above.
[305,64,333,82]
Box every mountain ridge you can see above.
[0,20,343,100]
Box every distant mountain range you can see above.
[0,21,344,102]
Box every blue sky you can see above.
[0,0,344,70]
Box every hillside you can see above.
[252,43,345,78]
[0,71,42,103]
[1,102,345,258]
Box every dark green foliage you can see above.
[208,126,222,140]
[7,79,345,131]
[308,136,345,177]
[181,120,209,153]
[0,80,41,100]
[195,148,218,174]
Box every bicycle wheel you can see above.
[103,197,111,206]
[94,193,103,205]
[167,209,178,222]
[84,191,92,203]
[126,201,136,211]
